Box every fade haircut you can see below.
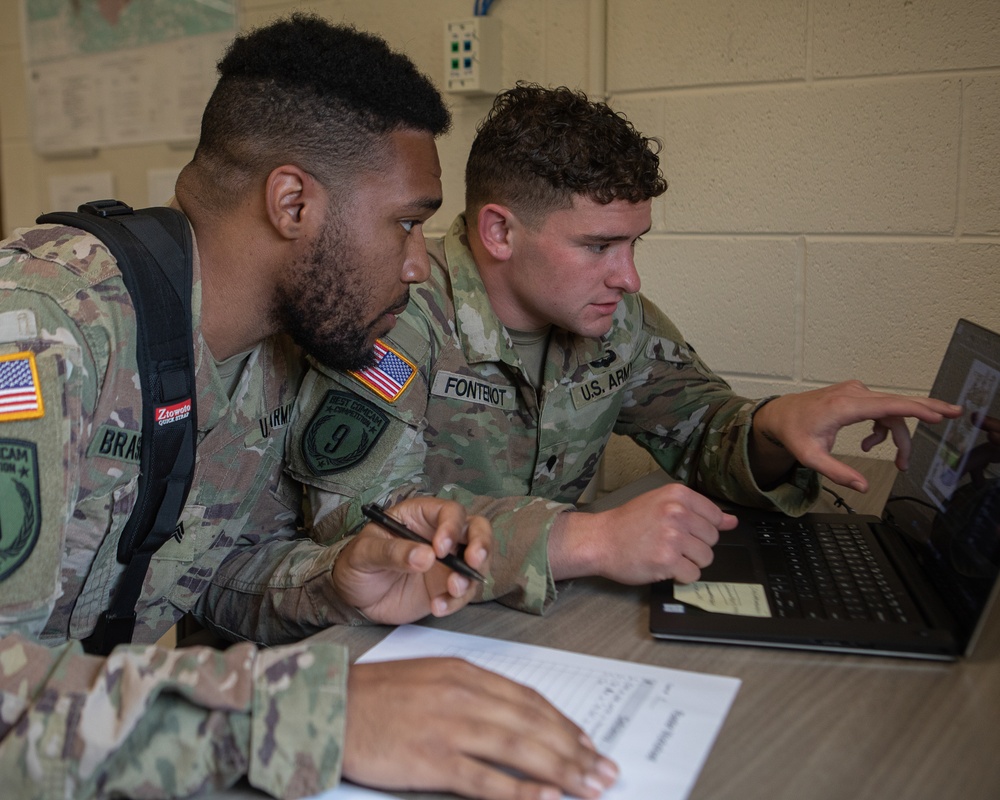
[191,13,451,208]
[465,83,667,228]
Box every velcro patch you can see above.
[431,371,516,410]
[0,439,42,580]
[87,424,142,463]
[302,390,389,475]
[570,362,633,409]
[0,352,45,423]
[349,340,416,402]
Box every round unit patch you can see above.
[302,391,389,475]
[0,439,42,580]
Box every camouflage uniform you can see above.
[0,223,363,799]
[287,214,820,613]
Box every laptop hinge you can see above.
[870,521,962,637]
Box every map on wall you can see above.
[21,0,238,154]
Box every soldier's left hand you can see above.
[751,380,963,492]
[332,497,491,623]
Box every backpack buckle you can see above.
[78,199,134,218]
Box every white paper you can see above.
[308,625,740,800]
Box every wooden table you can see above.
[210,457,1000,800]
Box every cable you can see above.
[821,485,857,514]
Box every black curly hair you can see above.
[191,13,450,207]
[465,83,666,227]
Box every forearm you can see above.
[693,404,821,514]
[198,536,367,645]
[308,480,569,615]
[630,395,819,514]
[0,633,349,800]
[748,398,800,488]
[547,509,605,581]
[436,486,569,614]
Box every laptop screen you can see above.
[882,319,1000,642]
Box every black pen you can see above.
[361,503,487,583]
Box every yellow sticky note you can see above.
[674,581,772,618]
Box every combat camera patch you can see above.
[302,390,389,474]
[0,439,41,580]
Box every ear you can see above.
[264,165,325,241]
[475,203,518,262]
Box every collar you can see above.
[443,214,520,366]
[186,224,268,433]
[442,215,615,373]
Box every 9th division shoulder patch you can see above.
[0,439,42,580]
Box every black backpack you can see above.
[37,200,197,655]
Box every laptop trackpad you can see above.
[702,544,757,582]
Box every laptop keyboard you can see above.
[755,519,911,623]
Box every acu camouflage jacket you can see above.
[286,214,820,614]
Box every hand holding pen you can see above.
[331,496,491,624]
[362,503,487,583]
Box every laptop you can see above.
[648,318,1000,660]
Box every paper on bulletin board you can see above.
[48,171,114,212]
[21,1,237,154]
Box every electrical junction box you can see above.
[444,17,501,96]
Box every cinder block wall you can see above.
[2,0,997,493]
[601,0,1000,489]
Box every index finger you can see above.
[426,499,474,558]
[460,514,491,571]
[864,395,962,424]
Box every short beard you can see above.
[279,295,378,371]
[273,213,380,372]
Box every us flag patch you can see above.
[350,340,416,402]
[0,352,45,422]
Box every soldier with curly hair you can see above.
[288,83,960,614]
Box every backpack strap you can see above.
[37,199,197,654]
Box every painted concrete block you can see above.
[803,241,1000,387]
[637,236,801,376]
[607,0,807,91]
[658,80,961,234]
[813,0,1000,78]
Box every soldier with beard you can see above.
[0,19,617,800]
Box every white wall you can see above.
[2,0,998,490]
